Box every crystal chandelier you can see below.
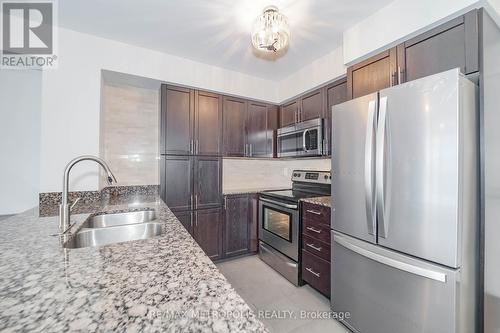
[251,6,290,53]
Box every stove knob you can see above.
[324,175,328,179]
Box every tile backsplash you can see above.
[99,82,160,188]
[223,158,331,191]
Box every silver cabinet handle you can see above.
[195,194,199,208]
[224,196,227,210]
[306,209,321,215]
[306,226,321,234]
[195,140,199,154]
[189,140,194,154]
[365,99,377,236]
[306,267,320,278]
[306,243,322,252]
[376,96,389,238]
[249,144,252,157]
[190,194,194,209]
[397,66,402,84]
[335,235,447,283]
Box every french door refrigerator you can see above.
[330,69,479,333]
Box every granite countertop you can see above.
[300,196,331,207]
[0,191,267,332]
[223,187,290,195]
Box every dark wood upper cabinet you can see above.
[194,90,222,156]
[280,99,299,127]
[247,101,270,157]
[347,47,398,100]
[223,96,247,157]
[301,88,326,122]
[161,85,194,155]
[223,195,250,257]
[194,208,223,260]
[325,78,348,156]
[397,9,479,83]
[163,155,192,212]
[194,156,222,210]
[266,105,278,158]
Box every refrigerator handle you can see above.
[334,234,447,283]
[364,100,377,236]
[376,96,389,238]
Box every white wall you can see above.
[40,27,278,193]
[0,70,41,214]
[343,0,482,65]
[278,47,346,102]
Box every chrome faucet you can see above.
[59,155,117,233]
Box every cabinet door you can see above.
[300,88,325,122]
[194,156,221,210]
[195,90,222,156]
[223,97,247,157]
[194,208,223,260]
[248,194,259,253]
[173,210,193,235]
[163,156,192,212]
[397,10,478,83]
[325,78,348,156]
[224,195,250,257]
[347,47,397,99]
[266,105,279,158]
[280,100,299,127]
[247,101,269,157]
[161,85,194,155]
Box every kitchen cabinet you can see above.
[194,156,222,209]
[324,78,348,156]
[223,97,277,158]
[161,85,222,156]
[279,88,325,127]
[301,201,331,298]
[194,208,223,260]
[161,156,221,212]
[223,96,247,157]
[173,210,193,235]
[397,9,479,83]
[194,90,222,156]
[247,102,278,158]
[347,47,398,100]
[280,100,299,127]
[300,88,326,122]
[223,194,250,257]
[161,85,194,155]
[223,193,259,258]
[162,155,192,211]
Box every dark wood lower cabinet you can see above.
[193,208,223,261]
[302,249,330,297]
[223,194,259,258]
[173,210,193,235]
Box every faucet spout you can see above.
[59,155,117,233]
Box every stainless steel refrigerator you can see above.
[330,69,479,333]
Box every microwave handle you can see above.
[302,129,309,152]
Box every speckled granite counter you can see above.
[300,196,331,207]
[0,191,267,332]
[223,187,289,195]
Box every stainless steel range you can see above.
[258,170,331,285]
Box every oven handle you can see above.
[260,197,298,210]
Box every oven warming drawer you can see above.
[259,241,299,286]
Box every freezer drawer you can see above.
[331,232,475,333]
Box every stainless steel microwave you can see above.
[277,118,324,157]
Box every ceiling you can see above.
[59,0,394,81]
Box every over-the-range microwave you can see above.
[277,118,324,157]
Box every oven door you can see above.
[259,197,299,261]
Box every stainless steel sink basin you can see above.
[63,222,163,249]
[82,210,157,228]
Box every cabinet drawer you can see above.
[302,202,330,226]
[302,234,330,262]
[303,219,331,243]
[302,249,330,297]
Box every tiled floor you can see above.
[216,255,349,333]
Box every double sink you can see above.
[63,210,163,249]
